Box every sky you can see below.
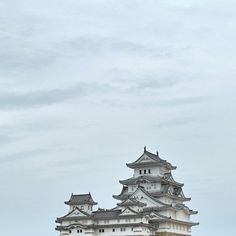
[0,0,236,235]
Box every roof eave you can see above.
[64,201,97,206]
[126,163,135,169]
[112,195,123,200]
[190,210,198,215]
[127,162,176,170]
[55,218,62,223]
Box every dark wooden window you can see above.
[139,170,142,174]
[144,169,146,174]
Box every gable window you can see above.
[69,230,72,234]
[139,170,142,174]
[77,229,83,233]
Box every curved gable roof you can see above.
[65,193,97,205]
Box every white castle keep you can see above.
[56,147,199,236]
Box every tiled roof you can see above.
[65,193,97,205]
[112,186,128,200]
[117,198,146,207]
[119,175,183,187]
[93,209,121,219]
[126,148,176,170]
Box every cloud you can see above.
[0,85,85,110]
[0,148,51,164]
[153,116,198,128]
[59,37,172,58]
[0,133,14,145]
[143,96,209,108]
[0,16,58,74]
[47,158,91,169]
[0,79,196,111]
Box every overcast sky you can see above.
[0,1,236,236]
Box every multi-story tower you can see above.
[56,147,198,236]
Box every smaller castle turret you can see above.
[64,193,97,214]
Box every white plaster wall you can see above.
[159,196,173,204]
[157,223,191,235]
[128,182,161,193]
[133,166,160,177]
[62,226,152,236]
[176,210,190,221]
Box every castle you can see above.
[56,147,198,236]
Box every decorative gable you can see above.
[66,208,89,218]
[137,153,156,163]
[119,207,138,216]
[131,188,166,208]
[149,212,162,219]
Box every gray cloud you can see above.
[152,116,199,128]
[0,133,14,145]
[143,96,210,108]
[59,37,172,58]
[47,158,92,169]
[0,16,57,73]
[0,86,84,110]
[103,95,209,109]
[0,148,51,164]
[0,80,204,111]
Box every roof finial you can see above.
[156,150,159,156]
[144,146,146,152]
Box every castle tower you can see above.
[65,193,97,214]
[113,147,198,236]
